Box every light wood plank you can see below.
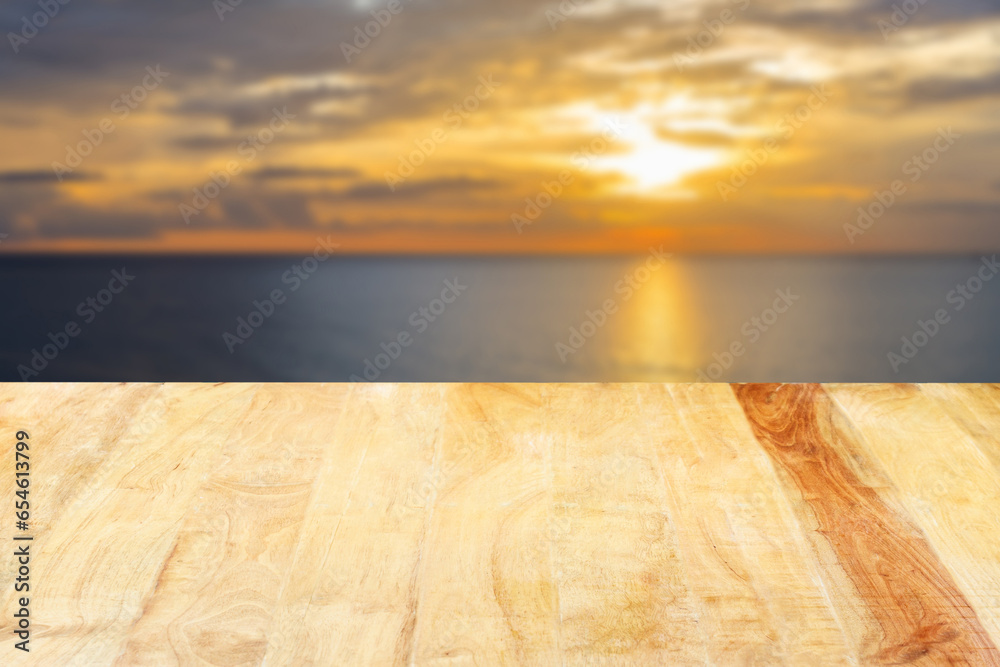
[919,383,1000,474]
[116,384,352,666]
[544,384,707,666]
[411,384,560,666]
[263,384,444,666]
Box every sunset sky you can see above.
[1,0,998,254]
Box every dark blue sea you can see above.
[2,255,998,381]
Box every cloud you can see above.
[905,71,1000,106]
[171,131,318,151]
[343,177,505,200]
[0,0,999,252]
[0,170,101,184]
[654,127,736,146]
[251,166,361,180]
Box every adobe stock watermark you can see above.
[340,0,415,63]
[16,268,136,380]
[717,84,831,201]
[545,0,587,30]
[241,441,297,485]
[695,288,800,381]
[673,0,752,71]
[422,611,473,661]
[556,246,672,362]
[213,0,244,21]
[512,116,628,233]
[179,107,296,224]
[526,460,663,596]
[878,0,929,39]
[384,74,500,191]
[119,390,171,448]
[7,0,71,54]
[523,451,632,565]
[844,127,960,244]
[350,278,467,381]
[222,236,340,353]
[888,255,999,373]
[394,436,476,520]
[52,65,170,181]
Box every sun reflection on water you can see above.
[608,257,702,380]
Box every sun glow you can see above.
[595,118,727,195]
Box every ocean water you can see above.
[2,255,998,382]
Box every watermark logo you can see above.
[696,288,799,380]
[385,75,500,191]
[351,278,468,381]
[340,0,415,62]
[845,127,960,244]
[179,107,296,224]
[673,0,752,71]
[52,65,169,181]
[16,268,136,380]
[223,236,340,352]
[888,255,999,372]
[717,85,830,201]
[878,0,929,39]
[8,0,72,54]
[556,246,672,362]
[512,116,628,233]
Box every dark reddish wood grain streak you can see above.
[733,383,1000,666]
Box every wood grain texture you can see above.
[647,384,855,666]
[734,383,998,665]
[1,383,999,666]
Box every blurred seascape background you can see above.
[1,0,999,381]
[3,254,999,381]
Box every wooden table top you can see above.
[2,383,1000,665]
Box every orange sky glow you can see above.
[1,0,998,254]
